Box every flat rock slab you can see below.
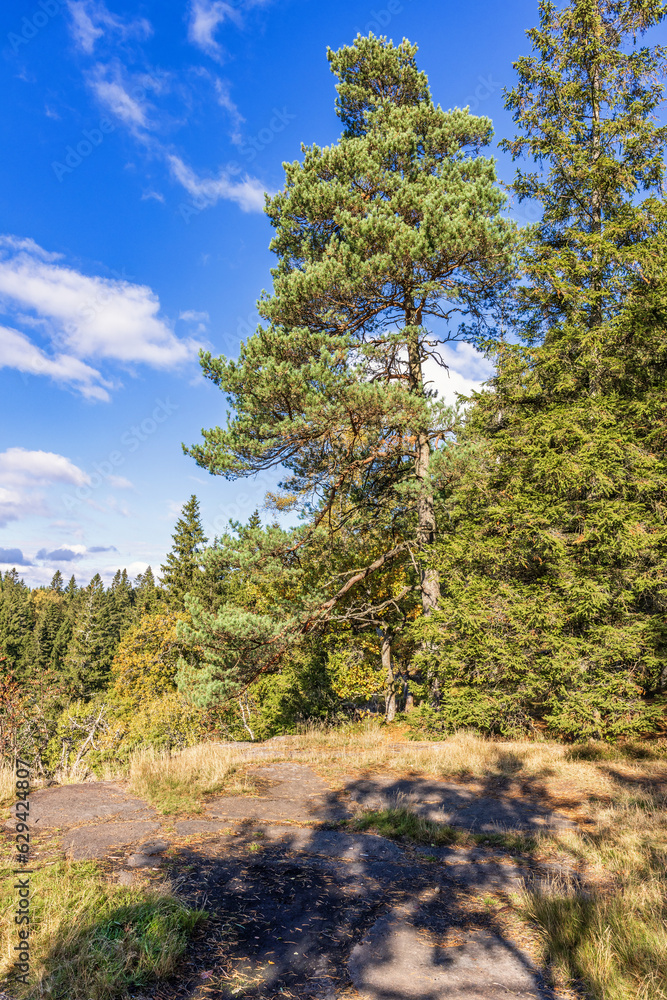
[16,781,156,831]
[349,913,554,999]
[63,821,162,860]
[346,775,574,833]
[174,819,235,837]
[206,763,349,824]
[261,826,406,862]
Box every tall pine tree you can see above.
[160,496,208,609]
[179,35,515,705]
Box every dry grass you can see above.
[0,859,205,1000]
[128,742,258,814]
[289,723,666,801]
[0,763,14,810]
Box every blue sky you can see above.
[0,0,544,587]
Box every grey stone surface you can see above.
[349,913,556,999]
[174,819,235,836]
[16,781,157,830]
[346,775,574,833]
[63,820,161,860]
[139,840,169,855]
[127,852,163,868]
[117,870,137,885]
[206,762,349,824]
[260,825,406,861]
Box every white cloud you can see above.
[423,341,495,406]
[167,153,267,212]
[92,75,148,127]
[213,78,244,142]
[67,0,152,55]
[0,235,202,397]
[0,324,112,401]
[180,310,209,323]
[0,448,91,527]
[0,448,90,489]
[187,1,237,59]
[187,0,271,58]
[141,189,165,203]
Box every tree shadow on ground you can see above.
[146,822,568,1000]
[339,759,576,836]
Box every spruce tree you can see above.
[134,566,161,616]
[417,0,667,739]
[160,496,208,609]
[185,34,514,628]
[49,570,64,593]
[0,570,34,681]
[62,574,115,696]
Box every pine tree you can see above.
[416,0,667,740]
[185,34,514,630]
[49,570,64,593]
[160,496,208,609]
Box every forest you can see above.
[2,0,667,777]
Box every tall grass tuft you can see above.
[0,860,205,1000]
[128,742,254,814]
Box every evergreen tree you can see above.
[416,0,667,739]
[184,34,514,634]
[108,569,135,639]
[160,496,208,609]
[134,566,161,616]
[0,570,35,681]
[62,574,115,697]
[49,570,64,593]
[31,593,65,670]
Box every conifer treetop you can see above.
[327,34,432,137]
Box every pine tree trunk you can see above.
[382,629,396,722]
[406,304,441,616]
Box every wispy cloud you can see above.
[187,0,271,60]
[187,0,238,59]
[86,62,168,133]
[167,153,267,212]
[0,235,202,399]
[67,0,152,55]
[213,77,244,142]
[91,73,148,127]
